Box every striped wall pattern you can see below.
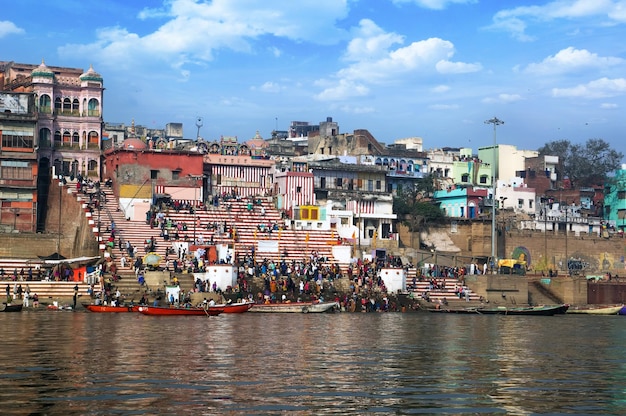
[347,199,375,214]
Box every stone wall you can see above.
[0,184,98,259]
[397,220,625,275]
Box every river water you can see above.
[0,310,624,415]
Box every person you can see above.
[32,293,39,308]
[5,284,10,303]
[23,290,30,308]
[73,284,79,309]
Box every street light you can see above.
[484,117,504,273]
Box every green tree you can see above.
[393,175,444,230]
[538,138,623,188]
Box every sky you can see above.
[2,0,626,155]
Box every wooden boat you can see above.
[248,301,339,313]
[137,305,222,316]
[1,303,23,312]
[429,304,569,316]
[83,303,140,313]
[566,305,623,315]
[216,301,254,314]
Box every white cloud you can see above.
[254,81,284,93]
[315,19,480,100]
[314,79,370,101]
[482,93,524,103]
[432,85,451,93]
[391,0,477,10]
[436,60,482,74]
[600,102,618,109]
[524,47,623,75]
[429,103,460,110]
[59,0,350,71]
[488,0,624,40]
[0,21,24,37]
[552,77,626,98]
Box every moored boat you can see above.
[248,301,339,313]
[216,301,254,314]
[566,305,623,315]
[137,305,222,316]
[83,303,140,313]
[620,306,626,315]
[1,303,23,312]
[429,304,569,316]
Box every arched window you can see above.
[54,131,62,146]
[39,128,52,148]
[63,98,71,115]
[72,99,79,115]
[62,131,71,145]
[88,98,99,117]
[88,131,99,148]
[72,132,80,146]
[39,95,51,114]
[54,97,62,114]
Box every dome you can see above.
[121,138,147,150]
[80,64,103,82]
[31,59,54,79]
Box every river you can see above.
[0,310,623,415]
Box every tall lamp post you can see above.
[484,117,504,272]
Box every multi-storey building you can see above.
[1,60,104,232]
[0,92,38,232]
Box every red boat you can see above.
[83,304,140,313]
[137,305,222,316]
[216,301,254,314]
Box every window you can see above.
[375,180,381,190]
[461,173,469,182]
[518,199,523,209]
[479,175,488,184]
[0,160,31,180]
[320,177,326,189]
[150,170,158,180]
[172,171,180,180]
[368,180,373,191]
[336,177,342,187]
[529,199,533,209]
[1,130,34,149]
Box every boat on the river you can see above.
[248,301,339,313]
[620,306,626,315]
[83,303,140,313]
[566,304,623,315]
[429,304,569,316]
[1,303,23,312]
[217,301,254,314]
[137,305,222,316]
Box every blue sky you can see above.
[2,0,625,155]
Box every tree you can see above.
[538,138,623,188]
[393,175,444,230]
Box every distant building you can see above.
[603,164,626,233]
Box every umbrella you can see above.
[143,252,162,266]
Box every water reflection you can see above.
[0,312,623,414]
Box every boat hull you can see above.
[137,306,222,316]
[1,303,23,312]
[216,302,254,314]
[84,304,140,313]
[430,304,569,316]
[248,301,339,313]
[566,305,623,315]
